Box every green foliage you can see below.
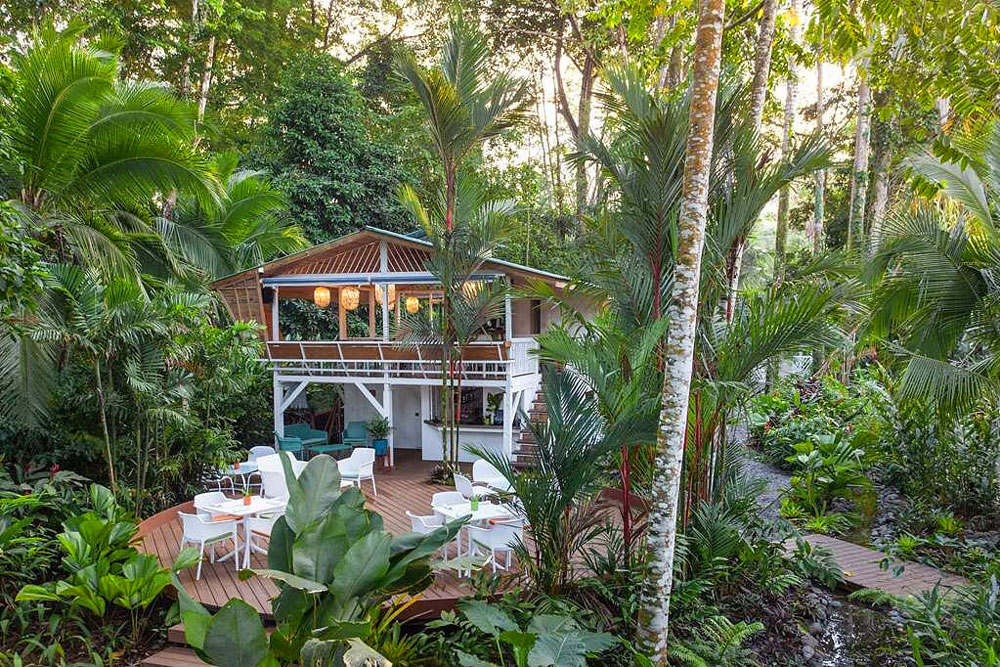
[668,615,764,667]
[0,203,47,320]
[440,599,617,667]
[176,454,464,666]
[256,52,412,243]
[784,434,869,517]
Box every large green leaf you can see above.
[528,632,588,667]
[246,568,325,594]
[266,516,294,572]
[282,454,343,533]
[459,600,518,636]
[328,531,392,604]
[292,512,351,584]
[202,599,268,667]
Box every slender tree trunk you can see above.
[748,0,778,129]
[846,54,872,252]
[812,50,825,255]
[180,0,200,96]
[868,114,892,252]
[197,34,217,124]
[773,0,800,284]
[94,359,116,491]
[575,55,596,218]
[640,0,726,659]
[724,0,777,323]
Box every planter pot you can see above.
[372,438,389,456]
[243,495,252,506]
[470,497,480,511]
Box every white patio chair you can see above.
[245,446,275,492]
[430,491,466,515]
[467,518,524,573]
[472,460,513,493]
[193,491,228,519]
[247,445,276,462]
[257,452,305,476]
[247,508,286,557]
[405,510,449,560]
[338,448,376,496]
[453,473,486,500]
[178,512,240,580]
[260,469,290,500]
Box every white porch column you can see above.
[271,286,279,339]
[504,282,513,341]
[384,382,394,468]
[502,382,514,460]
[272,376,284,440]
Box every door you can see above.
[392,386,421,450]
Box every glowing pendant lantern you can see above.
[313,286,331,308]
[405,296,420,314]
[340,285,360,311]
[374,284,396,310]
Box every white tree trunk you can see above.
[640,0,726,661]
[180,0,200,96]
[812,51,825,255]
[774,0,801,281]
[197,34,216,124]
[748,0,778,129]
[847,54,872,252]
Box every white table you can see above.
[433,501,516,575]
[205,496,286,568]
[220,461,259,492]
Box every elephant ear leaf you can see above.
[528,631,587,667]
[342,638,392,666]
[458,600,517,637]
[456,649,496,666]
[202,599,268,667]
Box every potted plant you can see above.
[242,488,253,506]
[470,493,480,511]
[486,392,503,425]
[366,416,391,457]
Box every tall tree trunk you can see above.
[640,0,726,659]
[197,34,217,124]
[812,50,825,255]
[846,54,872,252]
[180,0,200,97]
[867,112,893,252]
[773,0,800,283]
[724,0,777,323]
[748,0,778,129]
[574,55,596,218]
[94,359,116,491]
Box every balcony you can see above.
[263,338,538,384]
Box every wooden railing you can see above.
[263,340,539,382]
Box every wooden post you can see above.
[384,383,394,469]
[502,384,513,460]
[368,288,376,338]
[504,280,513,340]
[271,286,280,340]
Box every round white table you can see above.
[220,461,259,492]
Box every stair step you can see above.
[168,623,186,645]
[142,646,209,666]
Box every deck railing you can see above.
[263,340,539,382]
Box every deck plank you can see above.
[137,451,489,619]
[785,533,969,597]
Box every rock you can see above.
[802,644,816,661]
[809,622,824,635]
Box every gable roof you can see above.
[213,226,569,287]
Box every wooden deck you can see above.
[137,451,486,621]
[788,533,969,597]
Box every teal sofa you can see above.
[284,422,329,448]
[342,421,369,449]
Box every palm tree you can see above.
[1,21,220,281]
[395,15,530,469]
[397,177,514,465]
[158,153,307,279]
[867,122,1000,412]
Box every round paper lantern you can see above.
[340,285,360,311]
[374,284,396,309]
[405,296,420,314]
[313,286,331,308]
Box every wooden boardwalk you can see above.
[137,451,488,621]
[788,533,969,597]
